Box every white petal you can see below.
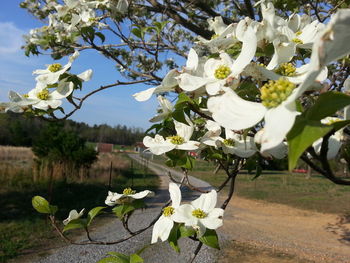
[177,73,208,92]
[169,182,181,208]
[131,190,154,199]
[151,216,174,243]
[51,82,74,99]
[261,103,299,152]
[186,48,198,71]
[133,87,156,102]
[172,204,196,225]
[176,141,200,151]
[174,119,193,141]
[191,190,217,213]
[77,69,93,81]
[267,40,296,70]
[208,88,266,130]
[200,217,223,230]
[231,25,257,77]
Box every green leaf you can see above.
[251,156,262,181]
[306,92,350,120]
[199,229,220,249]
[97,257,125,263]
[95,32,106,43]
[181,155,195,170]
[112,200,145,219]
[87,206,105,226]
[287,116,333,171]
[172,109,188,125]
[129,254,144,263]
[63,218,87,232]
[49,205,58,215]
[131,28,142,39]
[168,223,181,253]
[179,225,195,238]
[32,196,51,214]
[176,93,192,105]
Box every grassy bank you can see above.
[0,149,159,263]
[152,155,350,214]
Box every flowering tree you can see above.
[3,0,350,262]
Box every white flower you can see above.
[246,62,328,86]
[33,51,79,85]
[254,129,288,159]
[152,183,182,243]
[149,96,174,122]
[207,80,300,153]
[143,119,200,155]
[63,208,85,225]
[105,188,154,206]
[133,69,179,102]
[172,190,224,237]
[312,117,344,160]
[178,22,257,95]
[200,120,222,147]
[216,129,257,158]
[27,80,74,110]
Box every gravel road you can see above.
[36,153,219,263]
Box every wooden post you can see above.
[108,161,113,190]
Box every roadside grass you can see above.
[0,149,159,263]
[152,155,350,214]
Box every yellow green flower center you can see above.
[23,94,29,98]
[48,63,62,72]
[192,208,207,219]
[324,118,342,125]
[260,78,296,108]
[168,135,185,145]
[223,138,235,147]
[163,206,175,217]
[123,187,136,195]
[211,34,219,39]
[37,89,50,100]
[292,38,303,44]
[295,31,302,36]
[214,65,231,79]
[275,63,296,77]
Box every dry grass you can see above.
[0,146,33,161]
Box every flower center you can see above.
[211,34,219,39]
[23,94,29,98]
[295,31,302,36]
[292,38,303,44]
[260,78,296,108]
[37,89,50,100]
[48,63,62,72]
[163,206,175,217]
[168,135,185,145]
[275,63,296,77]
[192,208,207,219]
[123,187,136,195]
[223,138,235,147]
[214,65,231,80]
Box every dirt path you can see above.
[219,196,350,263]
[134,155,350,262]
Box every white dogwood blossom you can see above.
[172,190,224,237]
[152,183,182,243]
[143,119,200,155]
[105,188,154,206]
[63,209,85,225]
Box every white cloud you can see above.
[0,22,25,54]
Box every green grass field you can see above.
[0,152,159,263]
[153,155,350,215]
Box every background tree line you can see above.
[0,113,144,147]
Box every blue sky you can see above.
[0,1,158,129]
